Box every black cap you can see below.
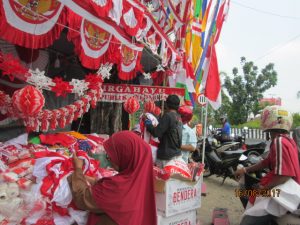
[166,95,180,110]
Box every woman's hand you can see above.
[73,151,84,170]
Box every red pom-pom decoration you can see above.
[144,101,156,113]
[124,97,140,114]
[12,86,45,117]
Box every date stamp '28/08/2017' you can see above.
[235,189,281,198]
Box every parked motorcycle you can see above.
[213,126,267,157]
[192,135,249,184]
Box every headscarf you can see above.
[90,131,157,225]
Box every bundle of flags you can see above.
[170,0,230,109]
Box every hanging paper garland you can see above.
[1,87,102,132]
[0,51,103,132]
[0,51,104,97]
[123,97,139,114]
[0,0,67,49]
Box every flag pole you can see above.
[201,99,208,164]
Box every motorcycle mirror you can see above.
[208,125,213,130]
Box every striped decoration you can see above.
[12,86,45,117]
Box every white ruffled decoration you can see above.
[70,79,88,97]
[123,7,138,28]
[97,62,113,80]
[109,0,123,25]
[27,68,55,90]
[143,72,151,80]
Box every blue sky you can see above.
[216,0,300,113]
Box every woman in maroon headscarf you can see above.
[68,130,157,225]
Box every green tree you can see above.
[223,57,277,125]
[293,113,300,128]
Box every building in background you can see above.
[259,97,282,107]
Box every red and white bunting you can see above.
[0,0,67,49]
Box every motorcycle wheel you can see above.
[203,159,212,177]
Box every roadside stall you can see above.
[0,0,206,224]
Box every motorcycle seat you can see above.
[222,149,245,155]
[246,141,266,147]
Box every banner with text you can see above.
[100,84,185,103]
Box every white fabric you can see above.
[0,183,8,201]
[33,157,66,182]
[6,183,19,199]
[92,0,107,7]
[109,0,123,25]
[5,133,28,146]
[53,213,73,225]
[68,207,88,225]
[244,178,300,217]
[51,173,72,207]
[123,7,137,28]
[271,178,300,213]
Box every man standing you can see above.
[235,105,300,225]
[178,105,197,163]
[145,95,183,168]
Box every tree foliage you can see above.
[223,57,277,125]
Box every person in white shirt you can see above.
[178,105,197,163]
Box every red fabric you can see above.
[214,0,227,44]
[120,1,145,36]
[117,45,143,81]
[204,45,221,102]
[90,0,113,18]
[151,71,164,86]
[39,133,76,147]
[0,1,67,49]
[249,134,300,204]
[263,135,300,183]
[67,11,116,70]
[90,131,157,225]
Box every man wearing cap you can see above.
[178,105,197,163]
[145,95,183,168]
[235,106,300,225]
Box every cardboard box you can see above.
[155,178,202,217]
[157,210,197,225]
